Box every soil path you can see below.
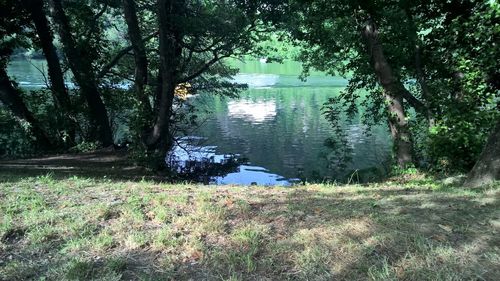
[0,149,155,180]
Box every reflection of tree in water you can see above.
[169,155,247,184]
[193,88,344,179]
[321,127,392,183]
[165,138,248,184]
[189,87,392,183]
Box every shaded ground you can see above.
[0,150,155,181]
[0,170,499,280]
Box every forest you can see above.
[0,0,499,280]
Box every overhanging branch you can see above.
[97,31,158,79]
[97,46,134,79]
[179,52,232,84]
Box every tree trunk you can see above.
[24,0,70,111]
[145,0,179,153]
[0,68,53,149]
[122,0,152,117]
[384,93,414,166]
[464,119,500,187]
[414,44,435,127]
[48,0,113,147]
[362,20,414,167]
[24,0,76,143]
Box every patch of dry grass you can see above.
[0,173,499,280]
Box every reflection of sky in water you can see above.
[233,74,279,88]
[232,73,348,89]
[193,87,392,181]
[227,99,276,123]
[216,165,290,186]
[9,59,392,183]
[167,137,292,186]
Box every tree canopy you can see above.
[0,0,498,183]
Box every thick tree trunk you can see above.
[362,20,414,167]
[145,0,179,153]
[384,93,413,166]
[0,68,53,149]
[24,0,76,143]
[24,0,70,111]
[48,0,113,147]
[464,119,500,187]
[122,0,152,117]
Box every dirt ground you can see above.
[0,150,152,180]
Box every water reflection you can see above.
[8,59,393,184]
[191,88,392,182]
[232,73,348,89]
[8,60,75,89]
[216,165,292,186]
[233,74,279,88]
[167,137,292,185]
[227,99,276,123]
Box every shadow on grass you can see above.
[0,151,163,183]
[0,182,499,280]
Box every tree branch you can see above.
[84,2,109,44]
[399,85,430,115]
[179,51,232,84]
[97,45,134,79]
[97,31,158,79]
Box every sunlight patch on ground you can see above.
[0,174,499,280]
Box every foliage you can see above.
[420,1,500,171]
[0,0,499,178]
[68,141,100,153]
[0,108,35,156]
[0,0,274,161]
[283,0,499,173]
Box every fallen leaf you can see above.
[190,250,204,261]
[438,224,452,232]
[431,234,447,241]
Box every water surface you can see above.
[8,59,392,184]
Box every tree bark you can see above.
[145,0,180,153]
[384,93,414,166]
[0,68,53,149]
[414,44,435,126]
[23,0,76,144]
[24,0,71,112]
[122,0,152,117]
[24,0,70,111]
[464,119,500,187]
[362,20,414,167]
[48,0,113,146]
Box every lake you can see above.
[8,59,392,185]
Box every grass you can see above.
[0,172,499,280]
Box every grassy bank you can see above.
[0,172,499,280]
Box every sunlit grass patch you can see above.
[294,245,333,280]
[205,224,267,278]
[152,226,181,250]
[124,231,150,250]
[0,174,498,280]
[62,257,123,281]
[231,199,252,217]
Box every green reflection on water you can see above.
[7,59,391,181]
